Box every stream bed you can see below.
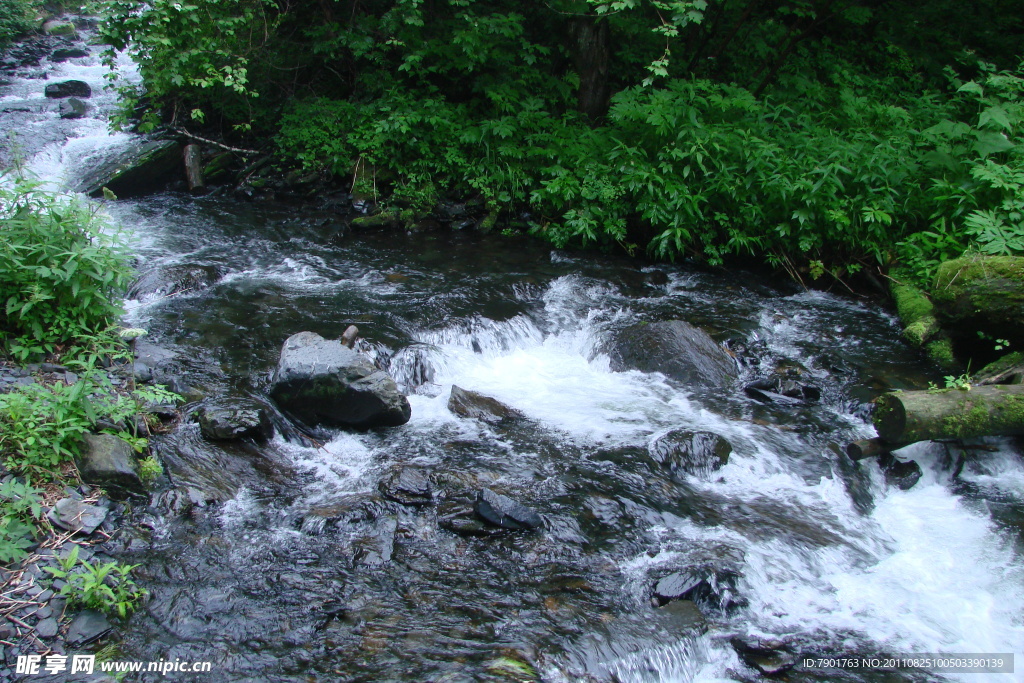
[2,22,1024,682]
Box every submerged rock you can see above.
[198,400,273,441]
[380,466,432,506]
[448,385,523,423]
[78,139,182,198]
[656,599,708,635]
[77,434,144,497]
[270,331,411,429]
[58,97,86,119]
[474,489,542,530]
[730,636,798,676]
[649,429,731,478]
[652,562,743,611]
[608,320,737,388]
[44,79,90,98]
[878,453,922,491]
[744,376,821,404]
[128,264,222,300]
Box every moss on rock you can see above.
[931,255,1024,348]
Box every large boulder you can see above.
[77,434,145,497]
[649,429,731,479]
[270,331,411,429]
[932,256,1024,348]
[44,80,90,98]
[607,320,737,388]
[78,139,182,198]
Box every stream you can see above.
[2,21,1024,683]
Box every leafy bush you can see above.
[0,176,132,361]
[0,478,42,564]
[0,0,36,46]
[0,367,179,478]
[44,544,147,618]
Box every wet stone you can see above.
[77,434,144,498]
[44,79,90,98]
[65,610,111,647]
[47,499,107,534]
[649,430,732,478]
[730,636,798,676]
[51,47,89,62]
[656,599,708,635]
[198,401,273,441]
[474,489,542,530]
[879,453,923,491]
[380,467,431,506]
[58,97,86,119]
[448,385,523,423]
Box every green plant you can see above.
[944,373,973,390]
[137,456,162,485]
[0,478,42,564]
[0,368,180,478]
[0,0,37,46]
[44,545,147,619]
[0,175,132,362]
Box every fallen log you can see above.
[846,437,901,461]
[874,385,1024,443]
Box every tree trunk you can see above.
[846,437,902,461]
[183,144,204,193]
[873,385,1024,443]
[568,15,610,123]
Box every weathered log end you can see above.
[184,143,204,193]
[874,385,1024,444]
[846,437,901,461]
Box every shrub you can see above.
[0,175,132,362]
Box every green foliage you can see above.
[0,175,132,362]
[44,544,147,619]
[0,478,42,564]
[0,0,37,45]
[0,365,179,478]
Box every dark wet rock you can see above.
[608,320,737,388]
[652,563,743,610]
[65,610,111,647]
[78,139,182,198]
[730,636,798,676]
[745,376,821,404]
[35,617,58,638]
[58,97,86,119]
[656,599,708,634]
[128,264,222,300]
[380,467,431,506]
[47,498,107,534]
[879,453,922,491]
[197,400,273,441]
[474,489,542,530]
[270,331,411,429]
[439,513,506,537]
[649,429,731,478]
[44,79,90,98]
[448,385,523,423]
[77,434,144,497]
[51,47,89,62]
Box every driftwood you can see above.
[873,385,1024,444]
[846,437,902,461]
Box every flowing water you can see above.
[3,24,1024,683]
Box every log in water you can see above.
[874,384,1024,443]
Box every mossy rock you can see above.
[932,255,1024,347]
